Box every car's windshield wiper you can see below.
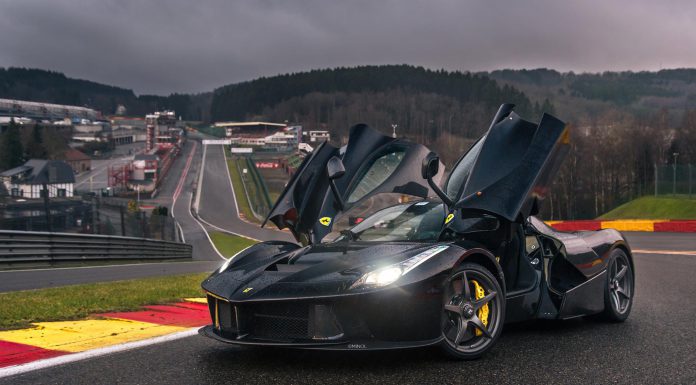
[339,229,359,241]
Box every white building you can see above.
[1,160,75,198]
[303,130,330,143]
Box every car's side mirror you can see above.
[327,156,346,210]
[422,152,453,207]
[421,152,439,180]
[327,156,345,180]
[448,213,500,234]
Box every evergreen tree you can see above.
[540,98,556,115]
[0,119,25,170]
[25,123,47,159]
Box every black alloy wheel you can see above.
[602,248,634,322]
[440,262,505,360]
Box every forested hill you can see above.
[210,65,548,164]
[0,68,209,120]
[210,65,534,122]
[487,68,696,123]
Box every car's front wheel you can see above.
[440,262,505,360]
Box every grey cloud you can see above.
[0,0,694,94]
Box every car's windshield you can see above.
[445,137,484,199]
[330,201,445,243]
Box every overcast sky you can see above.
[1,0,695,95]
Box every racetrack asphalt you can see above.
[3,241,695,384]
[195,144,294,243]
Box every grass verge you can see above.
[226,156,259,222]
[599,196,696,219]
[0,273,208,330]
[209,231,257,258]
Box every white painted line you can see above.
[194,144,258,241]
[186,191,226,260]
[193,143,207,213]
[196,214,259,242]
[221,144,241,218]
[170,141,198,244]
[0,328,199,379]
[176,221,186,244]
[173,141,197,203]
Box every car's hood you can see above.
[444,104,569,222]
[202,242,433,301]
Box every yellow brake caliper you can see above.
[472,280,489,336]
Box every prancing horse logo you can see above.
[242,287,253,293]
[319,217,332,226]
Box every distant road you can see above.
[0,261,218,293]
[195,144,294,242]
[73,142,142,192]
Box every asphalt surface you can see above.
[3,243,695,384]
[0,261,219,292]
[195,144,294,243]
[73,142,143,193]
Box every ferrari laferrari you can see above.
[200,104,635,359]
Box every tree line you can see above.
[0,68,208,120]
[210,65,533,122]
[541,107,696,219]
[0,119,71,171]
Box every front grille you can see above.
[207,296,345,342]
[247,303,310,340]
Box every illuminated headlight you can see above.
[363,266,403,286]
[351,245,449,289]
[217,245,254,273]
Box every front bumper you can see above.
[199,325,443,351]
[201,280,445,350]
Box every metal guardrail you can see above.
[0,230,192,264]
[245,157,273,209]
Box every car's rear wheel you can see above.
[601,248,634,322]
[440,262,505,360]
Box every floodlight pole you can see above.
[673,152,679,196]
[42,182,52,232]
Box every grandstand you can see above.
[0,98,99,122]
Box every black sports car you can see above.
[200,104,635,359]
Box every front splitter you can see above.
[199,325,442,351]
